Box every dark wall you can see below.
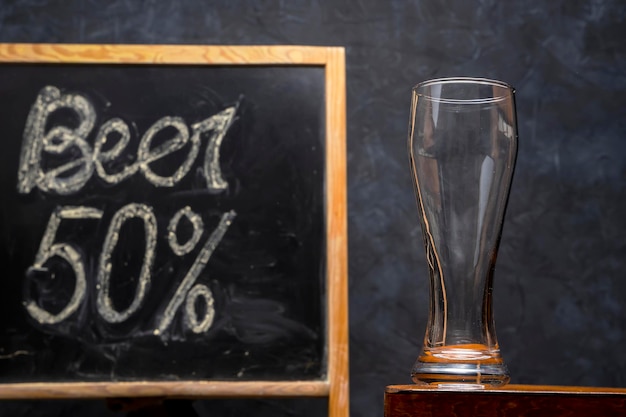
[1,0,625,416]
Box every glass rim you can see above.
[412,77,515,104]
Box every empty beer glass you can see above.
[407,77,517,387]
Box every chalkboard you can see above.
[0,44,347,416]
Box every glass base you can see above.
[411,344,510,388]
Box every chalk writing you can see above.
[96,203,157,324]
[19,85,239,340]
[18,86,96,195]
[24,206,103,324]
[24,203,236,335]
[17,85,237,195]
[156,210,236,335]
[184,283,215,334]
[168,206,205,256]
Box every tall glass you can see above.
[407,78,517,387]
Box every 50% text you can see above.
[24,204,236,337]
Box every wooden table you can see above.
[385,384,626,416]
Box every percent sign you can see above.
[155,208,236,336]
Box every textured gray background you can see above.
[1,0,625,416]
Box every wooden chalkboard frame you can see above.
[0,44,348,417]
